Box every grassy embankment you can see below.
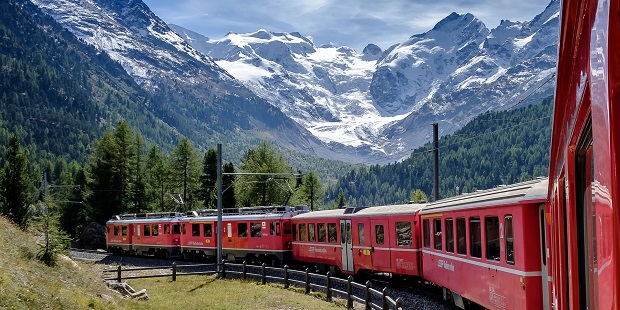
[0,216,344,309]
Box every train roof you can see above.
[420,177,548,214]
[292,203,426,220]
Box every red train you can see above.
[106,0,619,308]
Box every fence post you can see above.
[221,259,226,278]
[396,297,404,310]
[326,271,332,301]
[382,287,389,310]
[284,265,289,289]
[242,261,247,280]
[261,263,267,285]
[116,265,122,282]
[365,280,372,310]
[172,262,177,282]
[347,276,354,309]
[305,268,310,294]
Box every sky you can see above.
[142,0,553,52]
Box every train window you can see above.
[445,218,454,253]
[318,223,327,242]
[203,223,212,237]
[270,222,281,236]
[122,225,128,236]
[172,224,181,234]
[192,223,200,237]
[114,225,120,236]
[470,217,482,258]
[251,222,262,238]
[144,224,151,236]
[358,223,365,245]
[396,222,412,246]
[164,224,170,234]
[505,215,514,265]
[107,226,110,235]
[292,224,297,241]
[328,223,337,243]
[346,223,352,245]
[282,222,290,235]
[181,224,186,235]
[227,223,232,238]
[433,219,442,250]
[485,216,500,261]
[238,223,248,238]
[423,219,430,248]
[375,225,384,244]
[308,224,316,242]
[299,224,307,242]
[457,218,466,254]
[152,224,159,236]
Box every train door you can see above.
[340,219,354,272]
[371,219,391,268]
[539,204,550,310]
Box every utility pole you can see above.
[433,123,439,202]
[216,144,223,275]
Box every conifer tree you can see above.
[198,149,217,209]
[298,171,324,211]
[169,137,200,210]
[222,161,237,208]
[0,136,31,228]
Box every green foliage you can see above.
[295,172,325,211]
[169,137,201,211]
[198,149,218,209]
[327,98,553,206]
[222,162,237,208]
[36,214,72,267]
[336,192,347,208]
[0,136,32,228]
[409,189,428,203]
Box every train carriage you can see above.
[549,0,620,308]
[106,212,183,258]
[179,206,307,265]
[419,178,549,309]
[292,204,425,277]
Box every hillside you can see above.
[0,215,124,309]
[326,97,552,206]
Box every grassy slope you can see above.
[0,216,343,309]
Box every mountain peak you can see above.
[432,12,481,32]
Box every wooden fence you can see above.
[103,260,404,310]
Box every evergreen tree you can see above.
[337,192,346,209]
[409,189,428,203]
[236,142,295,207]
[222,161,237,208]
[169,137,200,211]
[145,145,169,212]
[0,136,31,228]
[131,133,147,213]
[59,167,87,238]
[87,130,120,224]
[113,121,136,213]
[198,149,218,209]
[298,172,324,211]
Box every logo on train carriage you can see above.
[309,247,327,253]
[188,241,204,246]
[489,286,507,309]
[396,258,414,270]
[437,259,454,271]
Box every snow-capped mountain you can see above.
[173,0,559,163]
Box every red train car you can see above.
[292,203,425,277]
[179,206,307,265]
[106,212,182,258]
[549,0,620,308]
[419,178,549,309]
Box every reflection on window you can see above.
[358,223,365,245]
[445,218,454,253]
[164,224,170,235]
[192,223,200,237]
[346,223,352,244]
[309,224,316,242]
[152,224,159,236]
[318,223,326,242]
[505,215,514,265]
[144,225,151,236]
[423,219,430,248]
[457,218,466,254]
[204,223,212,237]
[396,222,412,246]
[292,224,297,241]
[114,226,120,236]
[433,219,442,250]
[328,223,337,243]
[485,216,500,261]
[299,224,307,242]
[470,217,481,258]
[375,225,384,244]
[172,224,181,235]
[251,222,262,238]
[122,225,128,236]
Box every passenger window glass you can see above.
[238,223,248,238]
[470,217,482,258]
[457,218,466,254]
[172,224,181,234]
[346,223,352,244]
[328,223,337,243]
[203,223,212,237]
[308,224,316,242]
[396,221,412,246]
[192,223,200,237]
[434,219,442,250]
[485,216,500,261]
[318,223,327,242]
[299,224,307,242]
[144,224,151,236]
[122,225,128,236]
[292,224,297,241]
[164,224,170,235]
[251,222,262,238]
[445,218,454,253]
[181,224,186,235]
[270,222,280,236]
[152,224,159,236]
[375,225,384,244]
[423,219,430,248]
[282,222,290,235]
[505,215,514,265]
[114,225,120,236]
[358,223,365,245]
[340,223,345,243]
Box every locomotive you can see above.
[107,0,620,308]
